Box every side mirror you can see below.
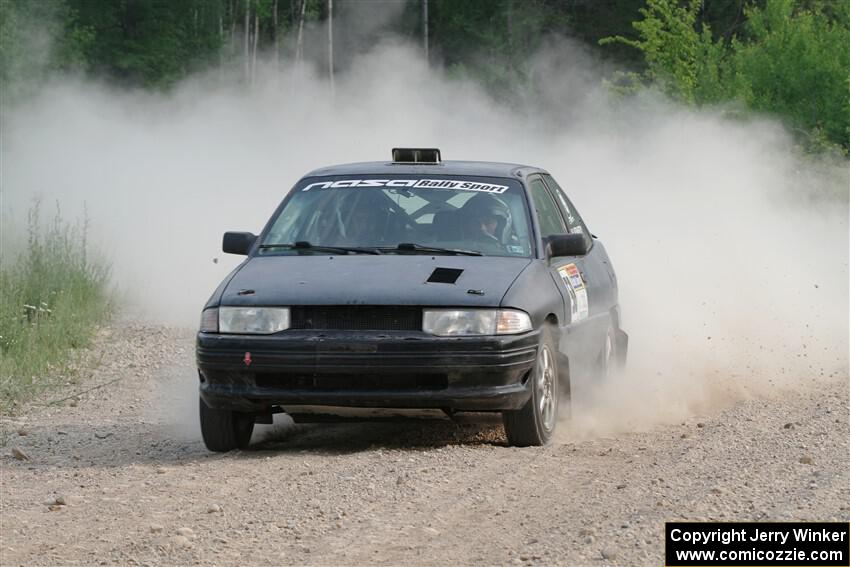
[222,231,257,255]
[546,234,589,258]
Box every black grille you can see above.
[290,306,422,331]
[255,372,448,391]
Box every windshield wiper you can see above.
[388,243,482,256]
[258,241,382,255]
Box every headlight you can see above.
[218,307,290,334]
[422,309,532,336]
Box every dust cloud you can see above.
[2,35,847,440]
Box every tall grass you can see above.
[0,202,112,413]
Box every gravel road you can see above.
[2,324,848,566]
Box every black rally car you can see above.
[197,149,627,450]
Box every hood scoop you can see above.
[427,267,463,284]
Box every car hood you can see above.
[220,254,532,307]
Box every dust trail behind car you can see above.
[2,41,847,440]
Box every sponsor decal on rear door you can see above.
[557,263,589,322]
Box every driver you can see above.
[478,210,500,240]
[460,194,512,249]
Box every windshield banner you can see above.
[302,178,509,194]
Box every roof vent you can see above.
[392,148,441,164]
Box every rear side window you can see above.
[528,177,566,238]
[542,174,590,239]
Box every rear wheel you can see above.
[598,322,622,379]
[503,328,559,446]
[199,397,254,452]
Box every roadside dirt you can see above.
[1,324,848,566]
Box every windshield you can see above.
[259,175,533,257]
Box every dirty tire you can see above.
[199,396,254,452]
[503,327,559,447]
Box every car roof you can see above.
[302,160,548,180]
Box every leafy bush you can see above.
[602,0,850,154]
[730,0,850,152]
[600,0,727,104]
[0,203,112,412]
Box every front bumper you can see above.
[196,330,538,412]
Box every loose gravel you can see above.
[1,324,847,566]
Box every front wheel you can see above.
[503,328,559,446]
[199,397,254,452]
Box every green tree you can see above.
[430,0,567,95]
[600,0,731,104]
[730,0,850,150]
[0,0,93,97]
[66,0,227,88]
[602,0,850,152]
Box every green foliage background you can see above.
[1,0,847,151]
[602,0,849,152]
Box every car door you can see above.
[526,175,596,362]
[541,174,614,358]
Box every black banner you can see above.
[666,522,849,566]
